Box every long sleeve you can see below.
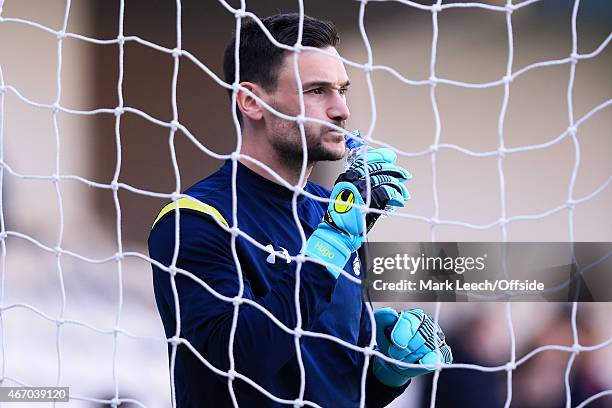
[365,364,411,408]
[149,211,338,380]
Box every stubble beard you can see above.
[269,119,346,167]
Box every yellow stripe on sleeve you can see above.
[152,197,228,229]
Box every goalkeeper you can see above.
[149,13,452,408]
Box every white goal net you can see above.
[0,0,610,407]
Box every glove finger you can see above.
[379,185,407,208]
[389,315,442,362]
[389,309,437,357]
[350,162,412,182]
[351,179,406,209]
[417,350,440,372]
[398,348,428,363]
[439,343,453,364]
[371,175,411,201]
[419,342,452,365]
[401,339,452,371]
[407,313,441,352]
[352,148,397,166]
[400,335,444,363]
[378,164,412,182]
[388,343,411,361]
[389,309,423,349]
[340,175,410,212]
[395,342,451,374]
[362,183,403,209]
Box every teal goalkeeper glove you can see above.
[305,148,411,278]
[336,148,412,233]
[373,308,453,387]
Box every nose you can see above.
[327,91,350,124]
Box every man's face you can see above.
[262,46,350,163]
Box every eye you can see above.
[308,88,324,95]
[339,87,348,96]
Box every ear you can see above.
[235,82,265,121]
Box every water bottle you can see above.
[343,130,396,215]
[343,130,367,170]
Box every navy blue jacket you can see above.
[149,160,408,407]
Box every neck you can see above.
[239,129,313,188]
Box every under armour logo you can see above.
[265,244,291,264]
[353,255,361,276]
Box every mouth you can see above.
[326,130,345,142]
[327,129,346,136]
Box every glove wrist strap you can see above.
[305,228,352,279]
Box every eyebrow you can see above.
[301,80,351,89]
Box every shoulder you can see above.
[148,194,232,263]
[151,163,233,233]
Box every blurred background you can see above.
[0,0,610,406]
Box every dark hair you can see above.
[223,13,339,119]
